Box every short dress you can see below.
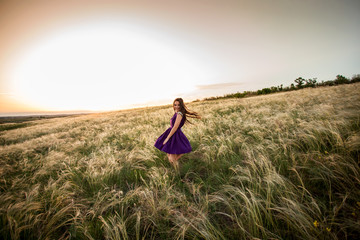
[154,111,192,154]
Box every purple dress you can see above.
[154,112,192,154]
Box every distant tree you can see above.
[261,88,271,94]
[305,78,317,88]
[241,91,251,98]
[324,80,335,86]
[270,86,278,93]
[351,74,360,83]
[204,73,357,102]
[334,75,349,85]
[233,92,244,98]
[295,77,305,88]
[283,86,291,91]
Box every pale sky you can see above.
[1,0,359,114]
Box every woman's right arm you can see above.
[163,114,182,144]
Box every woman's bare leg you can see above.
[171,154,183,171]
[167,154,179,170]
[167,153,177,163]
[167,153,172,162]
[175,154,184,161]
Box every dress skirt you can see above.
[154,112,192,154]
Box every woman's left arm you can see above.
[163,113,182,145]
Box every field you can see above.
[1,83,360,239]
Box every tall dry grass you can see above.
[1,83,359,239]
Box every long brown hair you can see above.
[173,98,201,125]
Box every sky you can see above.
[0,0,359,114]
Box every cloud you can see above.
[195,82,243,90]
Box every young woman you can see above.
[154,98,201,169]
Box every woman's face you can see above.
[173,101,181,112]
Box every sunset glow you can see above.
[7,18,211,111]
[0,0,359,114]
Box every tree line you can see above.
[196,74,360,102]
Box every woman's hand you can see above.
[163,138,169,145]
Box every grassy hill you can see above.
[1,83,359,239]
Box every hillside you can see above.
[1,83,360,239]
